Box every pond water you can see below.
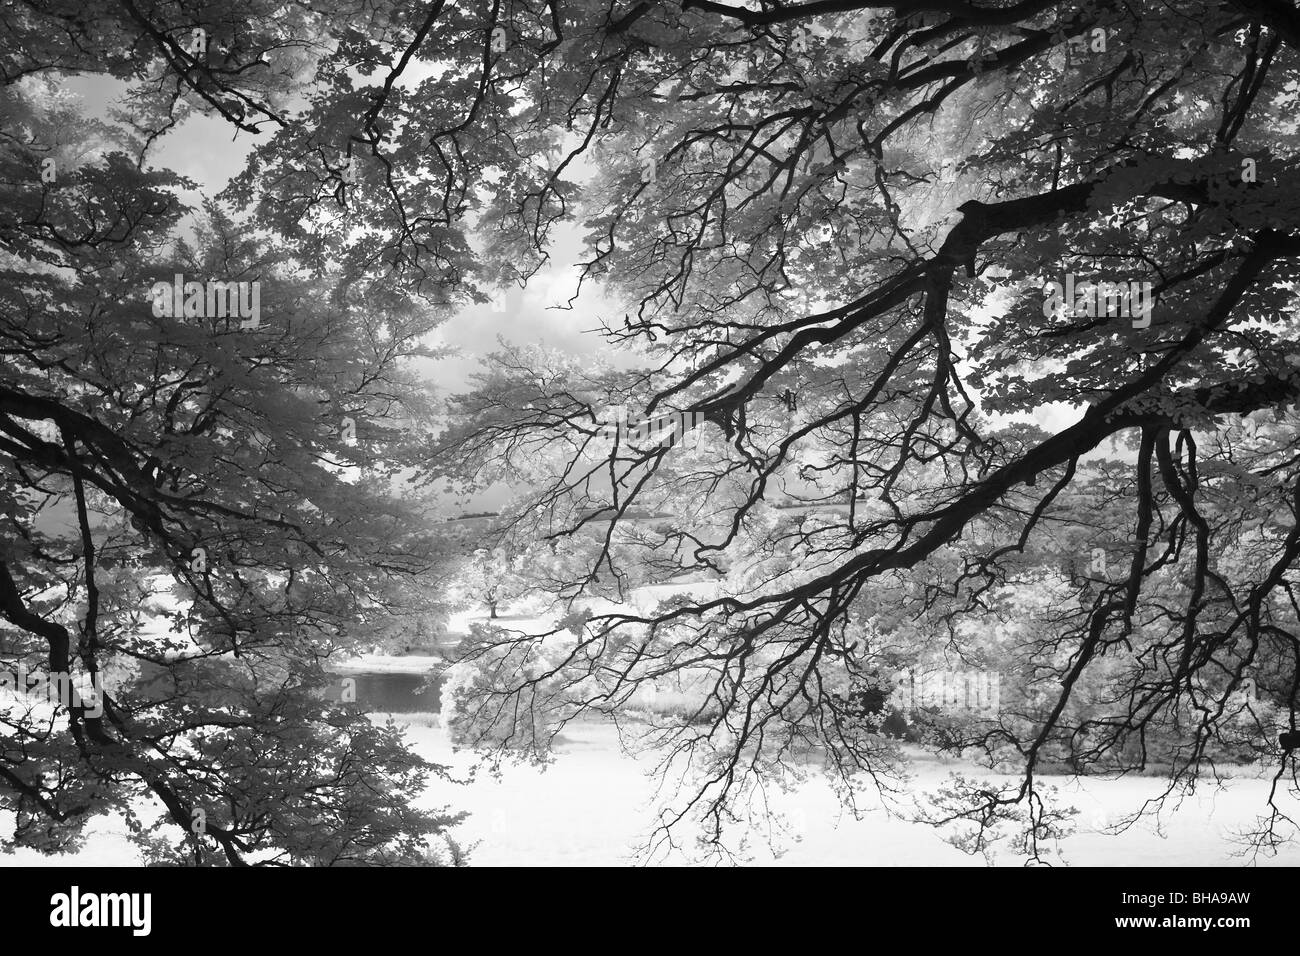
[130,663,445,714]
[324,671,444,714]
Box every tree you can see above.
[409,0,1300,858]
[0,67,460,861]
[452,547,530,619]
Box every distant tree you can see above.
[452,547,530,619]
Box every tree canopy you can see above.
[6,0,1300,862]
[1,22,457,864]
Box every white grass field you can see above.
[5,590,1299,866]
[4,713,1299,866]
